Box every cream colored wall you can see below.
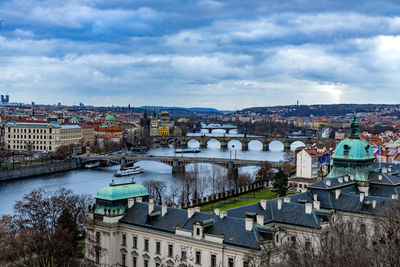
[89,219,252,267]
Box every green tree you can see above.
[273,169,288,197]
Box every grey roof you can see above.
[119,202,272,250]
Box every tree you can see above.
[273,169,288,197]
[257,162,273,182]
[144,180,167,204]
[244,238,277,267]
[0,188,92,266]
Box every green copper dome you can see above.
[328,115,375,182]
[332,138,374,161]
[332,115,374,161]
[96,179,149,201]
[71,116,79,121]
[105,114,116,121]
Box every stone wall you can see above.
[0,160,79,182]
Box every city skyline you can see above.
[1,0,400,109]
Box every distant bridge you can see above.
[201,125,237,133]
[153,136,317,152]
[77,154,284,179]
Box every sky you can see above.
[1,0,400,110]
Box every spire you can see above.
[349,114,360,139]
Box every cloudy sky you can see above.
[1,0,400,109]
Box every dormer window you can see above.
[193,222,204,239]
[344,144,350,156]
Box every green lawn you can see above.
[200,188,292,213]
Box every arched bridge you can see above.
[153,136,316,152]
[77,154,284,179]
[201,125,237,133]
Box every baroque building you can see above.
[86,116,399,266]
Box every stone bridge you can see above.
[77,154,284,180]
[153,136,316,152]
[201,125,237,133]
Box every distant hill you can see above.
[237,104,400,117]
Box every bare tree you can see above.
[0,188,92,266]
[237,172,252,188]
[144,180,167,204]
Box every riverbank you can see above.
[0,160,79,182]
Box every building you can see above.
[4,122,82,152]
[86,116,400,266]
[296,148,330,179]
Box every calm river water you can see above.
[0,130,304,215]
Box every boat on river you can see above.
[114,166,144,177]
[175,149,201,153]
[85,162,100,169]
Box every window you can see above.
[168,244,173,257]
[133,256,137,267]
[228,258,234,267]
[156,241,161,254]
[121,254,126,267]
[95,249,100,264]
[96,232,100,243]
[144,260,148,267]
[144,239,149,251]
[196,228,200,236]
[243,261,249,267]
[196,251,201,264]
[133,236,137,248]
[156,264,160,267]
[305,239,312,251]
[211,254,216,267]
[360,223,366,236]
[291,236,296,248]
[122,234,126,246]
[181,247,187,261]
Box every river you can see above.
[0,129,305,215]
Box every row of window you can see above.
[8,140,52,145]
[8,127,53,134]
[7,134,53,140]
[120,233,234,267]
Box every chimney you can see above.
[256,214,264,225]
[382,168,387,173]
[378,174,383,181]
[388,167,392,172]
[284,197,290,203]
[350,175,354,181]
[335,189,341,200]
[194,207,201,213]
[245,217,253,231]
[162,204,168,216]
[360,192,365,202]
[128,198,135,208]
[313,200,320,210]
[260,200,267,210]
[338,177,343,184]
[220,210,227,219]
[188,208,195,219]
[325,180,331,186]
[305,203,312,214]
[149,199,154,214]
[277,199,282,210]
[214,208,220,216]
[136,197,143,202]
[392,194,398,200]
[344,175,349,182]
[372,200,376,209]
[313,194,318,201]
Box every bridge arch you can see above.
[248,140,263,151]
[187,139,200,148]
[227,139,242,150]
[269,140,284,151]
[290,141,306,151]
[207,139,221,149]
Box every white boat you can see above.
[85,162,100,169]
[114,166,144,177]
